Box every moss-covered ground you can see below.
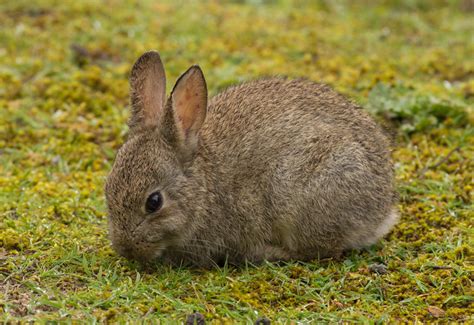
[0,0,472,322]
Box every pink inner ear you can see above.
[177,89,202,133]
[172,68,207,138]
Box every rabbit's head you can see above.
[105,51,207,263]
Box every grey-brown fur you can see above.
[105,51,398,267]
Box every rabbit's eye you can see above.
[145,191,163,213]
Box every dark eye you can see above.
[145,191,163,213]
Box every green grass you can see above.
[0,0,473,322]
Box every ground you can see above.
[0,0,472,322]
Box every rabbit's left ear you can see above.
[168,65,207,157]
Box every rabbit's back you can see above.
[202,77,392,196]
[205,78,389,165]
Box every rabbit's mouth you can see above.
[111,235,166,264]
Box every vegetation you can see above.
[0,0,472,322]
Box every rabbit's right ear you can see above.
[128,51,166,129]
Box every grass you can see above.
[0,0,472,322]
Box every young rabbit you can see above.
[105,51,398,267]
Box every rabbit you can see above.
[105,50,399,267]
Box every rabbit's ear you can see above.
[169,65,207,156]
[128,51,166,129]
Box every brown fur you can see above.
[105,51,398,267]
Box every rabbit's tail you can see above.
[373,207,399,241]
[345,207,399,249]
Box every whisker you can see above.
[167,248,221,268]
[187,239,244,255]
